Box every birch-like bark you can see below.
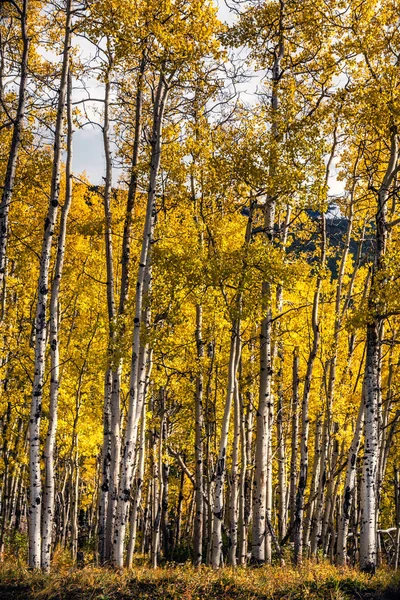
[126,338,152,567]
[289,348,299,538]
[211,327,238,569]
[0,0,29,317]
[275,207,291,541]
[238,378,247,565]
[98,369,112,563]
[28,0,72,569]
[210,197,252,569]
[194,304,204,566]
[99,58,121,563]
[151,397,164,569]
[252,202,275,563]
[305,413,322,554]
[99,54,145,563]
[360,126,398,572]
[337,399,364,565]
[126,398,147,567]
[377,338,397,515]
[321,423,339,553]
[252,12,284,559]
[119,54,146,313]
[71,441,79,562]
[113,74,169,567]
[161,397,170,561]
[309,155,355,560]
[228,356,241,566]
[41,69,74,572]
[293,213,325,565]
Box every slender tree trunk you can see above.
[98,57,122,563]
[99,53,145,565]
[293,213,325,565]
[0,0,29,317]
[306,413,322,555]
[28,0,72,569]
[175,463,185,549]
[119,54,146,313]
[276,354,287,540]
[360,126,398,572]
[41,70,74,572]
[252,7,284,561]
[126,399,147,567]
[252,207,275,564]
[238,363,252,566]
[194,304,204,566]
[161,391,170,561]
[151,398,164,569]
[98,369,112,563]
[113,74,169,567]
[275,207,291,542]
[321,424,339,554]
[228,358,241,566]
[71,442,79,562]
[211,326,238,569]
[289,348,299,539]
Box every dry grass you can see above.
[0,556,399,600]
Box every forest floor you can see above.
[0,558,400,600]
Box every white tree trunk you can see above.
[194,304,204,566]
[211,327,238,569]
[0,0,29,318]
[252,201,275,563]
[289,348,299,538]
[360,126,398,572]
[336,400,364,565]
[126,398,147,567]
[228,366,240,566]
[360,326,380,572]
[28,0,72,569]
[98,369,112,562]
[41,69,74,572]
[113,75,169,567]
[293,211,324,564]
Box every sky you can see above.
[71,1,234,185]
[69,0,345,198]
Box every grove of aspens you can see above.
[1,1,400,598]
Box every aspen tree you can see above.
[251,2,284,563]
[310,135,357,559]
[126,400,147,567]
[211,191,253,568]
[275,206,291,540]
[289,348,299,537]
[41,69,74,573]
[101,47,120,565]
[228,364,241,566]
[194,303,204,566]
[113,73,170,567]
[293,175,330,565]
[211,328,239,568]
[98,53,146,564]
[337,399,364,565]
[360,127,399,572]
[0,0,29,318]
[28,0,72,569]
